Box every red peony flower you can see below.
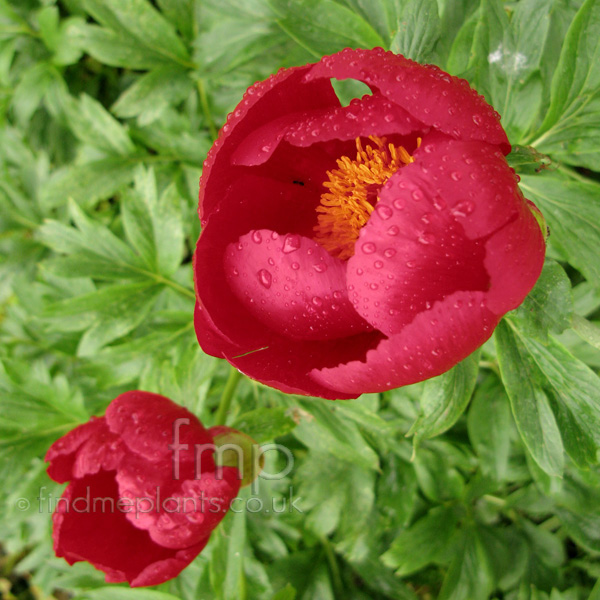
[45,392,241,587]
[193,48,545,400]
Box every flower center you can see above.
[313,136,415,260]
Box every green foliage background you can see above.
[1,0,600,598]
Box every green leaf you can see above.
[340,0,401,45]
[69,22,164,69]
[296,451,374,540]
[498,319,600,471]
[390,0,441,63]
[552,469,600,553]
[43,281,156,317]
[10,62,61,127]
[381,505,460,576]
[122,170,185,276]
[495,320,565,477]
[467,375,513,481]
[61,93,136,156]
[271,584,296,600]
[232,407,297,443]
[446,7,480,76]
[82,0,191,67]
[112,66,193,125]
[412,442,466,502]
[520,173,600,284]
[40,157,138,210]
[156,0,194,40]
[468,0,554,141]
[508,260,573,342]
[478,526,528,591]
[39,199,143,272]
[572,314,600,350]
[210,503,247,600]
[530,0,600,169]
[438,524,494,600]
[408,350,480,445]
[522,335,600,468]
[377,454,418,528]
[272,0,384,58]
[437,0,479,63]
[287,400,379,472]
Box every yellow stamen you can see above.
[314,136,414,260]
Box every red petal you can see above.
[194,301,239,358]
[200,65,339,223]
[347,167,489,335]
[233,93,424,162]
[130,541,208,587]
[115,453,239,550]
[305,48,510,153]
[484,203,546,314]
[194,171,327,354]
[46,418,106,483]
[284,93,423,147]
[106,391,213,464]
[311,291,499,394]
[224,229,370,341]
[145,469,240,549]
[53,472,196,585]
[226,329,383,399]
[71,427,124,479]
[411,133,521,239]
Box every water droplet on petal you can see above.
[393,198,405,210]
[362,242,377,254]
[291,262,300,270]
[433,197,447,211]
[451,201,475,217]
[387,225,399,236]
[418,233,436,245]
[313,263,327,273]
[377,205,393,220]
[282,234,301,253]
[374,260,384,269]
[472,114,483,126]
[412,189,424,201]
[406,260,416,268]
[384,248,396,258]
[450,171,462,181]
[258,269,272,288]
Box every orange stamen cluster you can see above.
[314,136,414,260]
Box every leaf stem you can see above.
[321,536,344,598]
[197,79,218,141]
[146,271,196,300]
[214,367,242,425]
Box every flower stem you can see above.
[214,367,242,425]
[321,536,344,598]
[197,79,218,141]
